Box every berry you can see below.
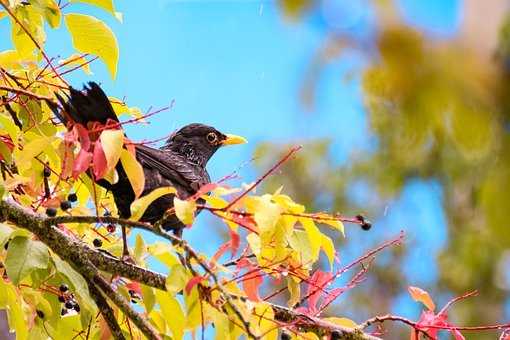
[36,310,45,319]
[60,200,71,211]
[106,224,116,233]
[73,303,80,313]
[355,214,365,223]
[61,308,67,316]
[59,284,68,292]
[103,210,111,217]
[4,240,9,250]
[93,238,102,248]
[361,221,372,231]
[280,332,291,340]
[331,331,341,340]
[58,295,65,303]
[46,207,57,217]
[131,299,137,304]
[67,193,77,202]
[65,301,74,309]
[43,166,51,178]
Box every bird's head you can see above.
[163,123,247,166]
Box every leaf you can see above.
[324,317,358,329]
[59,53,92,74]
[287,277,300,307]
[64,13,119,79]
[72,149,93,179]
[408,286,436,311]
[0,278,28,339]
[120,148,145,198]
[315,213,345,236]
[5,236,49,285]
[306,270,333,314]
[185,275,205,295]
[32,0,61,28]
[173,197,196,226]
[140,284,155,314]
[243,263,263,301]
[300,217,322,262]
[130,186,176,221]
[69,0,122,21]
[53,256,96,312]
[99,129,124,172]
[321,234,335,269]
[16,136,54,170]
[250,302,277,339]
[155,290,185,339]
[92,140,108,179]
[11,6,45,59]
[165,264,188,294]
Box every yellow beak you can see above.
[222,134,248,146]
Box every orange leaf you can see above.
[185,275,205,295]
[408,286,435,311]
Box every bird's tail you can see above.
[51,82,119,127]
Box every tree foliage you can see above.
[0,1,508,339]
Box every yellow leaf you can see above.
[109,97,143,119]
[32,0,61,28]
[11,6,45,59]
[300,217,322,261]
[120,149,144,198]
[155,290,185,339]
[408,286,435,311]
[147,242,180,268]
[184,285,202,330]
[315,213,345,236]
[64,13,119,79]
[0,50,22,69]
[69,0,121,20]
[99,129,124,172]
[287,277,300,307]
[130,186,176,221]
[324,317,358,329]
[16,136,55,171]
[246,195,281,232]
[173,197,196,226]
[250,302,277,339]
[165,264,188,294]
[0,11,6,21]
[321,234,335,269]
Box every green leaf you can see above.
[0,223,14,248]
[5,236,49,285]
[64,13,119,79]
[155,290,185,339]
[165,264,188,294]
[140,284,155,314]
[173,197,196,226]
[120,148,145,198]
[99,129,124,172]
[130,186,176,221]
[53,256,96,312]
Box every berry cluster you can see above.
[355,214,372,231]
[58,284,80,315]
[44,168,78,217]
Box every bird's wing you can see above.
[135,144,208,193]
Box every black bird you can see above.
[52,82,246,258]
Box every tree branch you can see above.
[87,279,126,340]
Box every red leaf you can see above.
[243,263,263,301]
[185,275,205,295]
[229,229,240,257]
[230,213,258,233]
[211,242,231,264]
[72,149,92,178]
[73,124,91,150]
[306,270,333,314]
[92,140,108,179]
[319,287,345,311]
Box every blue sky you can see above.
[0,0,464,322]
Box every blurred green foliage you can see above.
[255,0,510,337]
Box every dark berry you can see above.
[73,303,80,313]
[103,210,111,217]
[61,308,67,316]
[93,238,102,247]
[67,193,77,202]
[59,284,68,292]
[46,207,57,217]
[43,166,51,178]
[331,331,341,340]
[4,240,9,250]
[355,214,365,223]
[128,290,135,297]
[65,301,74,309]
[58,295,65,303]
[106,224,116,233]
[60,200,71,211]
[280,332,291,340]
[361,221,372,231]
[36,310,44,319]
[131,299,137,304]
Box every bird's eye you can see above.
[206,132,218,144]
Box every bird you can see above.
[51,82,247,259]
